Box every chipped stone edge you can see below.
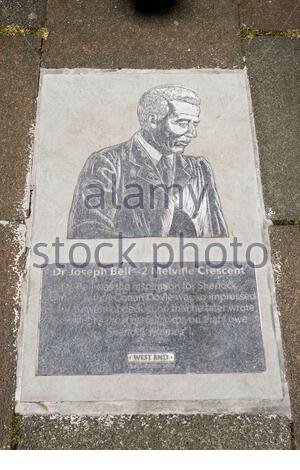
[0,220,26,426]
[16,398,293,417]
[0,222,27,339]
[15,104,41,410]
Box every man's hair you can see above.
[137,85,200,129]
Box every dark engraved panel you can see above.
[37,262,265,375]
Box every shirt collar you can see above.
[135,132,162,164]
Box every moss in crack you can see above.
[9,414,22,450]
[272,219,300,227]
[0,23,49,39]
[240,24,300,39]
[295,218,300,228]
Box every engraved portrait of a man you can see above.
[68,85,228,238]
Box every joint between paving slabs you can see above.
[0,24,48,39]
[8,413,22,450]
[272,219,300,227]
[26,188,34,220]
[290,420,297,450]
[240,24,300,40]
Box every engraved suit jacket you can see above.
[67,134,228,238]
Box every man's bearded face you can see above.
[155,100,200,154]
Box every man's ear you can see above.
[148,113,158,129]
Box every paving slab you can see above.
[244,37,300,220]
[0,222,25,449]
[270,225,300,448]
[42,0,242,68]
[18,414,292,449]
[239,0,300,31]
[0,36,40,220]
[0,1,47,28]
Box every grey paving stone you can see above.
[0,36,40,220]
[245,37,300,220]
[270,226,300,449]
[42,0,242,68]
[239,0,300,31]
[18,414,292,449]
[0,223,25,449]
[0,0,47,27]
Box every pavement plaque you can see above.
[16,69,290,415]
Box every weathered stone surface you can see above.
[18,414,292,449]
[0,0,47,27]
[245,37,300,220]
[43,0,242,68]
[0,223,25,449]
[0,36,40,220]
[239,0,300,30]
[270,226,300,449]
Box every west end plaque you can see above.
[17,69,290,415]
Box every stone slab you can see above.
[0,0,47,27]
[244,37,300,220]
[0,36,40,220]
[270,226,300,449]
[18,414,292,449]
[42,0,242,68]
[239,0,300,31]
[16,69,289,415]
[0,223,25,449]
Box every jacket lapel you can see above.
[126,135,163,185]
[125,136,193,188]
